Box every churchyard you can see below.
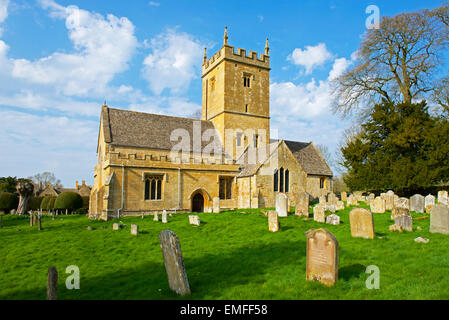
[1,191,449,300]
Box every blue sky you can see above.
[0,0,443,187]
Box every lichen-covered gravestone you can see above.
[438,191,448,206]
[395,214,413,232]
[47,266,58,300]
[313,205,325,223]
[131,224,139,236]
[395,197,409,210]
[341,192,347,202]
[113,223,120,230]
[391,207,410,221]
[370,197,386,213]
[384,191,395,211]
[347,194,358,206]
[295,192,309,217]
[349,208,375,239]
[159,230,191,295]
[268,211,280,232]
[275,193,288,217]
[326,214,340,225]
[336,201,345,211]
[305,229,338,286]
[425,195,436,214]
[410,194,425,213]
[189,215,200,226]
[327,193,337,206]
[430,204,449,235]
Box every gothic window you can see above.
[285,170,290,192]
[144,175,163,200]
[320,177,325,189]
[274,169,279,192]
[219,177,233,200]
[245,104,248,113]
[280,168,284,192]
[243,75,251,87]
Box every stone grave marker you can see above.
[349,208,375,239]
[370,197,386,213]
[189,215,200,226]
[154,212,159,221]
[384,192,395,211]
[131,224,139,236]
[347,194,358,206]
[328,193,337,206]
[159,230,191,296]
[276,193,288,217]
[47,267,58,300]
[162,210,168,224]
[410,194,425,213]
[305,229,338,286]
[313,205,325,223]
[268,211,280,232]
[326,214,340,225]
[113,223,120,230]
[336,201,345,211]
[395,197,409,210]
[425,194,436,214]
[395,214,413,232]
[213,197,220,214]
[391,207,410,221]
[295,192,309,217]
[438,191,448,205]
[430,204,449,235]
[319,196,326,205]
[341,192,347,202]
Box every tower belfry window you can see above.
[243,75,251,87]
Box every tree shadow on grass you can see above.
[0,240,307,300]
[339,263,366,281]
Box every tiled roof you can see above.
[283,140,333,176]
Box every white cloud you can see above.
[0,0,9,36]
[328,57,351,81]
[287,43,332,74]
[148,1,160,7]
[11,0,138,97]
[142,29,205,95]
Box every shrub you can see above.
[74,207,88,215]
[40,196,56,211]
[81,196,90,209]
[28,197,43,210]
[54,192,83,212]
[0,192,19,214]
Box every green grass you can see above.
[1,204,448,300]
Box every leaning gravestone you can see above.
[162,210,168,224]
[313,205,325,223]
[410,194,425,213]
[268,211,280,232]
[341,192,347,202]
[131,224,139,236]
[349,208,375,239]
[295,192,309,217]
[189,215,200,226]
[47,267,58,300]
[438,191,448,206]
[395,214,413,232]
[326,214,340,225]
[391,207,410,221]
[370,197,386,213]
[275,193,288,217]
[159,230,191,295]
[305,229,338,286]
[430,204,449,235]
[425,195,436,214]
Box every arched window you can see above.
[280,168,284,192]
[144,175,163,200]
[285,170,290,192]
[274,169,279,192]
[157,179,162,199]
[144,180,150,200]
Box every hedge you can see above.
[40,196,56,211]
[0,192,19,213]
[54,192,83,212]
[28,197,43,210]
[81,196,90,209]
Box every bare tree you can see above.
[315,144,334,168]
[29,172,62,188]
[332,5,449,117]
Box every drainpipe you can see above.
[117,165,124,219]
[178,168,181,210]
[249,175,252,209]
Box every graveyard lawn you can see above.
[1,204,449,300]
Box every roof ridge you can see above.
[107,107,213,123]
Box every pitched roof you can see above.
[236,141,281,177]
[283,140,333,176]
[102,107,224,153]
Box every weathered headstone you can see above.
[415,237,429,244]
[30,212,34,227]
[159,230,191,295]
[305,229,338,286]
[47,267,58,300]
[438,191,448,206]
[347,194,358,206]
[275,193,288,217]
[327,193,337,206]
[326,214,340,225]
[313,205,325,223]
[425,194,436,214]
[370,197,386,213]
[395,197,409,210]
[131,224,139,236]
[319,195,326,206]
[113,223,120,230]
[295,192,309,217]
[162,210,168,224]
[153,212,159,221]
[189,215,200,226]
[213,197,220,214]
[384,192,395,211]
[349,208,375,239]
[391,207,410,221]
[395,214,413,232]
[410,194,425,213]
[268,211,280,232]
[341,192,347,202]
[430,204,449,235]
[336,201,345,211]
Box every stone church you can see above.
[89,28,333,220]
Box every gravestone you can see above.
[30,213,34,227]
[425,194,436,214]
[349,208,375,239]
[430,204,449,235]
[341,192,347,202]
[159,230,191,295]
[131,224,139,236]
[313,205,325,223]
[326,214,340,225]
[370,197,386,213]
[154,212,159,221]
[275,193,288,217]
[213,197,220,214]
[395,214,413,232]
[328,193,337,206]
[384,192,395,211]
[189,215,200,226]
[410,194,425,213]
[319,196,326,206]
[162,210,168,224]
[268,211,280,232]
[347,194,358,206]
[47,267,58,300]
[113,223,120,230]
[391,207,409,221]
[395,197,409,210]
[38,214,42,231]
[336,201,345,211]
[305,229,338,286]
[295,192,309,217]
[438,191,448,205]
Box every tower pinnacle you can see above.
[265,38,269,56]
[224,26,228,46]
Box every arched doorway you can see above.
[192,193,204,213]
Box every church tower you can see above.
[202,27,270,160]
